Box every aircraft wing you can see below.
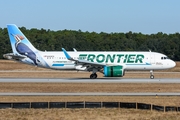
[76,59,107,67]
[62,48,107,70]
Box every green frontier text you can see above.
[79,54,144,63]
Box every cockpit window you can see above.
[161,56,169,60]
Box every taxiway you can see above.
[0,78,179,83]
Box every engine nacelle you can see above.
[104,66,124,77]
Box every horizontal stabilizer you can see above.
[3,53,26,60]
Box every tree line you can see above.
[0,27,180,61]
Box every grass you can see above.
[0,83,180,93]
[1,60,180,119]
[0,108,180,120]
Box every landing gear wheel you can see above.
[150,70,154,79]
[90,73,97,79]
[150,75,154,79]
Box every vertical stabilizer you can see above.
[7,24,39,65]
[7,24,37,54]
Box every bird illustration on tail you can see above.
[11,34,39,65]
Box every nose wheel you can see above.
[150,70,154,79]
[90,73,97,79]
[150,75,154,79]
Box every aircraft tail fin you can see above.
[7,24,40,65]
[7,24,38,55]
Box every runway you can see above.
[0,78,180,96]
[0,78,180,83]
[0,92,180,96]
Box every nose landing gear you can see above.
[150,70,154,79]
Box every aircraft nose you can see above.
[171,60,176,68]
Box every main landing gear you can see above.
[90,68,98,79]
[90,73,97,79]
[150,70,154,79]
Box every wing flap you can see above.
[77,59,106,66]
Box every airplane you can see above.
[3,24,176,79]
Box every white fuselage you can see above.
[32,51,176,71]
[6,24,176,79]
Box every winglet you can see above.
[62,48,72,60]
[73,48,77,52]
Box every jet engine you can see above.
[104,66,124,77]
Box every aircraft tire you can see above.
[150,75,154,79]
[90,73,97,79]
